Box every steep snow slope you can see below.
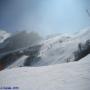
[0,30,10,43]
[0,54,90,90]
[32,28,90,66]
[6,55,29,69]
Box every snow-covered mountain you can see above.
[0,28,90,69]
[0,31,42,70]
[0,30,10,43]
[0,28,90,90]
[32,28,90,66]
[0,31,42,54]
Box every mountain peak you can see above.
[0,30,11,43]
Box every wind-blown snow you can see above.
[0,54,90,90]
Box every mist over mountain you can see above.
[0,30,42,53]
[0,28,90,70]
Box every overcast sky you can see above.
[0,0,90,36]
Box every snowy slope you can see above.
[0,30,10,43]
[0,54,90,90]
[6,55,29,69]
[32,28,90,66]
[3,28,90,68]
